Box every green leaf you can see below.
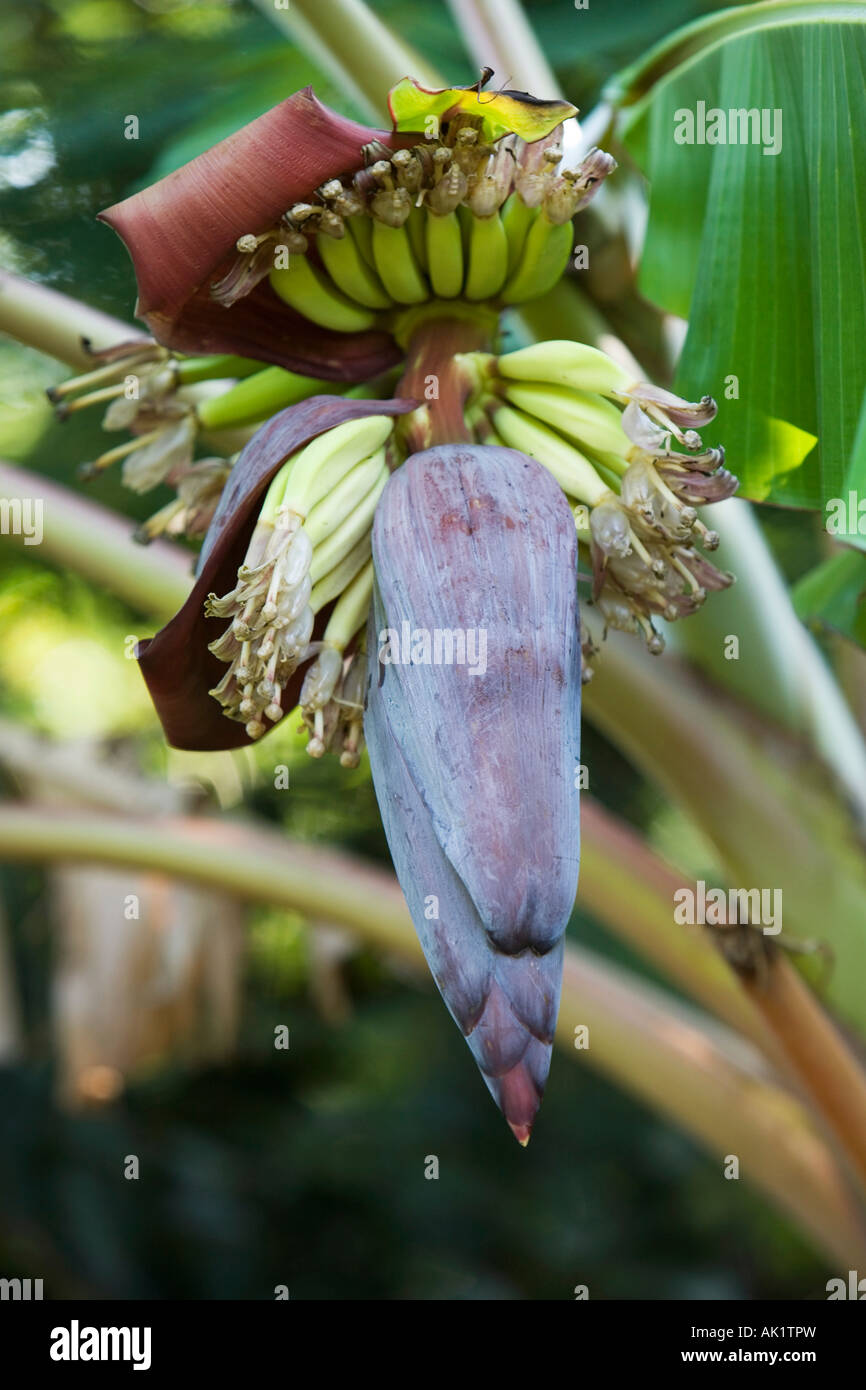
[792,548,866,647]
[387,75,576,142]
[612,3,866,522]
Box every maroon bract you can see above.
[137,395,414,750]
[100,88,412,380]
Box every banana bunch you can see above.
[222,130,618,330]
[458,338,736,654]
[206,414,393,739]
[268,198,577,323]
[466,340,636,509]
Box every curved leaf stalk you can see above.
[249,0,442,122]
[0,269,144,369]
[0,799,863,1268]
[583,630,866,1031]
[445,0,558,97]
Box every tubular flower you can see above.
[70,73,740,1140]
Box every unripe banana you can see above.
[321,558,374,649]
[584,450,626,491]
[310,534,373,611]
[303,449,386,547]
[316,232,393,310]
[269,260,377,333]
[196,365,336,430]
[570,500,592,543]
[582,446,629,480]
[496,339,633,397]
[281,415,395,517]
[406,206,429,271]
[425,209,464,298]
[489,403,609,505]
[501,381,631,456]
[310,465,388,581]
[176,355,261,385]
[371,221,429,304]
[347,214,376,270]
[464,211,509,300]
[501,193,537,278]
[500,212,573,304]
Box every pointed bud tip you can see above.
[494,1055,545,1145]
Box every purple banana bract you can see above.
[365,444,581,1142]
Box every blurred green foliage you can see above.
[0,0,830,1298]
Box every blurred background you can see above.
[0,0,851,1299]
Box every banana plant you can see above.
[2,0,866,1191]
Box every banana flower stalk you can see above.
[67,72,736,1140]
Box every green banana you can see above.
[316,232,393,310]
[570,500,592,543]
[584,451,626,493]
[176,355,261,385]
[496,340,633,397]
[347,214,376,270]
[269,259,376,333]
[406,206,429,271]
[500,380,631,456]
[489,403,609,506]
[500,211,573,305]
[501,193,537,278]
[371,220,429,304]
[425,209,464,299]
[581,445,630,480]
[464,211,509,300]
[321,558,375,649]
[310,465,388,581]
[310,534,373,611]
[281,415,395,517]
[304,449,386,547]
[196,365,337,431]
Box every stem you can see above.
[249,0,441,123]
[0,899,22,1062]
[742,952,866,1196]
[0,270,143,368]
[445,0,560,97]
[0,462,191,620]
[557,947,866,1272]
[0,798,863,1266]
[672,496,866,825]
[395,308,496,450]
[583,631,866,1034]
[580,799,782,1065]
